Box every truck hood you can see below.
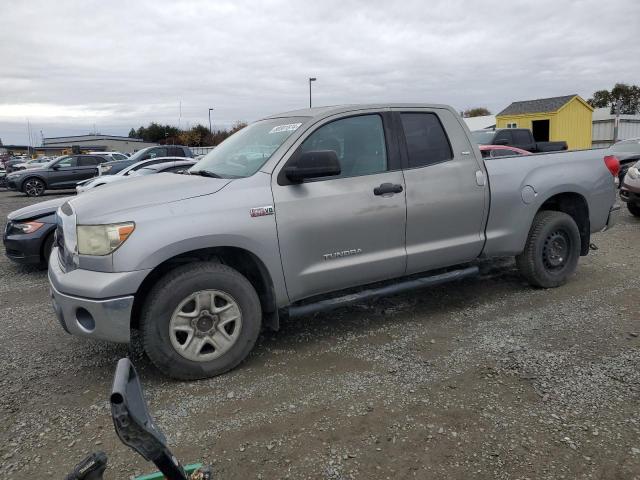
[67,173,232,221]
[8,196,69,221]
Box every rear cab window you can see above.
[399,113,453,168]
[493,130,513,144]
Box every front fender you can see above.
[111,174,290,306]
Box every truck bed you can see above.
[481,148,616,257]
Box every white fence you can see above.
[189,146,215,156]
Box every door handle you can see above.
[374,183,403,196]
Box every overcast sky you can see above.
[1,0,639,144]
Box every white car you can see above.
[88,151,129,161]
[76,156,188,193]
[11,157,53,171]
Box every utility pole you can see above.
[309,77,317,108]
[208,108,214,136]
[613,99,622,144]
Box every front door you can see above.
[272,113,407,302]
[396,109,488,274]
[47,156,78,188]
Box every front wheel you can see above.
[141,262,262,380]
[516,211,581,288]
[23,177,46,197]
[628,202,640,217]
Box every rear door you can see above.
[75,156,101,183]
[272,112,407,301]
[396,108,488,274]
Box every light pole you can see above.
[208,108,214,136]
[309,77,316,108]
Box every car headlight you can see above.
[628,167,639,180]
[101,165,113,173]
[8,220,44,234]
[77,222,135,255]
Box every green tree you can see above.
[588,83,640,114]
[127,120,248,146]
[463,107,491,118]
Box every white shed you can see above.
[463,115,496,131]
[592,107,640,148]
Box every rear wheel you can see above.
[628,202,640,217]
[141,262,262,380]
[516,211,581,288]
[23,178,45,197]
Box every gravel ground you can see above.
[0,188,639,480]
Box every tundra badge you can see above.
[323,248,363,261]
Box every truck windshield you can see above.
[470,130,496,145]
[192,117,308,178]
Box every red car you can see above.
[479,145,532,158]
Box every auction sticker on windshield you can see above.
[269,123,302,134]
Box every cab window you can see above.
[57,156,77,168]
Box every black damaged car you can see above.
[3,196,67,267]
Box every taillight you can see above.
[604,155,620,177]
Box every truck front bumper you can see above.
[48,247,151,343]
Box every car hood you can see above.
[67,173,232,221]
[80,174,124,187]
[8,196,70,221]
[8,166,49,176]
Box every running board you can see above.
[287,266,480,318]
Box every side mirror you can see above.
[52,164,61,170]
[284,150,341,183]
[494,138,509,146]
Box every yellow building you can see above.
[496,94,593,150]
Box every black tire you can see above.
[628,202,640,217]
[41,233,55,269]
[516,211,581,288]
[141,261,262,380]
[22,177,46,197]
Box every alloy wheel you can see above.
[169,289,243,362]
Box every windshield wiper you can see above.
[189,169,222,178]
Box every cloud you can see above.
[1,0,639,143]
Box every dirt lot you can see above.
[0,188,639,480]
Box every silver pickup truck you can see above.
[48,104,619,379]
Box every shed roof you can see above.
[497,94,579,116]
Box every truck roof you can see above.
[263,103,455,121]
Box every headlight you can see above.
[101,165,113,173]
[9,220,44,234]
[628,167,639,180]
[77,222,135,255]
